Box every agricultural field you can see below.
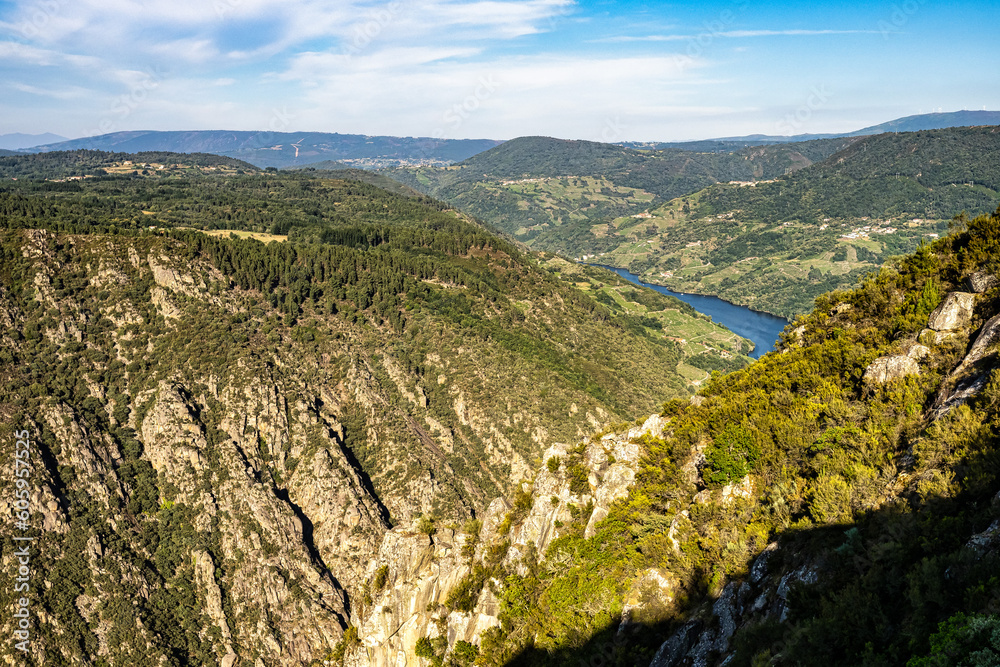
[539,254,754,381]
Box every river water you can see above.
[595,265,790,359]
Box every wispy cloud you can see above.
[11,82,90,99]
[598,29,881,43]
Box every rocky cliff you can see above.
[0,217,689,666]
[343,414,668,667]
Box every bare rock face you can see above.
[348,416,661,665]
[863,355,920,384]
[968,271,997,294]
[344,527,495,667]
[966,520,1000,556]
[927,292,976,331]
[932,312,1000,417]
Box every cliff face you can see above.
[0,222,686,665]
[344,414,668,666]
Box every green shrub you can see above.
[373,565,389,591]
[703,424,759,488]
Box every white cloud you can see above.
[273,49,713,139]
[11,82,90,99]
[598,29,880,43]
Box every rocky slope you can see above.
[376,208,1000,667]
[0,199,693,665]
[343,414,668,667]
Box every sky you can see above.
[0,0,998,142]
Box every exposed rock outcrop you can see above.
[968,271,997,293]
[932,312,1000,417]
[863,355,920,384]
[927,291,976,331]
[346,413,667,665]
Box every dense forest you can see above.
[389,135,861,240]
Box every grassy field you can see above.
[202,229,288,243]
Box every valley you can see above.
[1,129,999,667]
[396,126,1000,318]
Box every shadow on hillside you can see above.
[501,617,677,667]
[496,472,1000,667]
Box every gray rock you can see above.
[649,620,703,667]
[932,312,1000,417]
[928,292,976,331]
[907,344,931,360]
[966,520,1000,555]
[863,355,920,384]
[714,583,739,644]
[750,543,778,584]
[968,271,997,294]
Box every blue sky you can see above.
[1,0,997,141]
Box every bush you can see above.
[567,464,590,494]
[373,565,389,591]
[907,613,1000,667]
[703,424,759,488]
[417,515,436,537]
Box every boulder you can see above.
[968,271,997,294]
[863,355,920,384]
[927,292,975,331]
[931,312,1000,417]
[966,520,1000,556]
[907,344,931,360]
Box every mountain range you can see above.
[2,146,999,666]
[20,130,503,169]
[620,109,1000,152]
[13,109,1000,170]
[393,125,1000,317]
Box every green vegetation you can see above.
[390,136,858,253]
[391,127,1000,318]
[582,126,1000,317]
[462,207,1000,666]
[0,148,255,179]
[0,150,739,663]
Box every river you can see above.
[595,265,790,359]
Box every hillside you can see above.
[25,130,503,169]
[389,135,861,245]
[598,125,1000,317]
[0,151,751,664]
[0,149,257,179]
[335,206,1000,667]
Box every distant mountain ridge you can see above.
[24,130,503,169]
[0,132,68,150]
[621,109,1000,152]
[16,110,1000,170]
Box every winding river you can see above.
[595,265,790,359]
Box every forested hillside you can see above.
[599,126,1000,317]
[0,151,749,664]
[388,127,1000,319]
[414,207,1000,667]
[389,135,860,243]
